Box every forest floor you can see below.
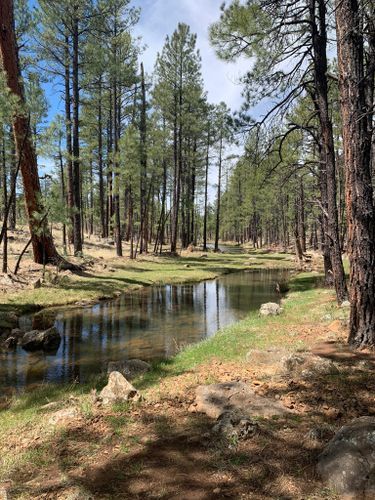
[1,233,370,499]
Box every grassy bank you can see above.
[1,254,355,499]
[0,250,293,317]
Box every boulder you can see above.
[107,359,151,380]
[99,371,141,405]
[189,381,290,419]
[21,327,61,352]
[317,417,375,498]
[281,352,339,378]
[259,302,282,316]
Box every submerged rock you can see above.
[317,417,375,498]
[107,359,151,380]
[21,327,61,352]
[99,371,141,405]
[259,302,282,316]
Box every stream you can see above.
[0,268,289,390]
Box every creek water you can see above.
[0,268,289,390]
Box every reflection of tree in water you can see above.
[1,269,291,389]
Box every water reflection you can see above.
[0,269,288,390]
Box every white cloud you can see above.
[132,0,249,111]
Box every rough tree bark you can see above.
[311,0,348,303]
[335,0,375,346]
[0,0,64,266]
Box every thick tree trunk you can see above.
[0,0,61,265]
[336,0,375,346]
[311,0,348,303]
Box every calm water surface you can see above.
[0,269,288,390]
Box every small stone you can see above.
[99,371,141,405]
[49,407,79,425]
[259,302,282,316]
[32,278,42,289]
[4,337,17,349]
[341,300,350,308]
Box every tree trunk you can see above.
[335,0,375,346]
[203,124,210,251]
[0,0,61,265]
[214,131,223,252]
[64,35,74,246]
[2,131,8,273]
[72,13,82,255]
[139,62,147,254]
[97,76,106,239]
[311,0,348,303]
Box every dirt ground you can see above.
[3,317,374,499]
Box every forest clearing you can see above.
[1,0,375,498]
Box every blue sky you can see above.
[33,0,252,194]
[36,0,250,122]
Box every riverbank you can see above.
[2,254,368,499]
[0,245,294,321]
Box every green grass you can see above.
[136,271,335,390]
[0,251,294,317]
[1,253,342,488]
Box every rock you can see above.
[321,314,333,321]
[32,278,42,289]
[300,357,339,379]
[11,328,25,339]
[341,300,351,308]
[21,327,61,352]
[107,359,151,380]
[99,371,141,405]
[305,424,335,442]
[212,410,260,442]
[281,352,339,378]
[317,417,375,498]
[3,337,17,349]
[190,381,290,419]
[259,302,282,316]
[281,353,305,372]
[49,407,79,426]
